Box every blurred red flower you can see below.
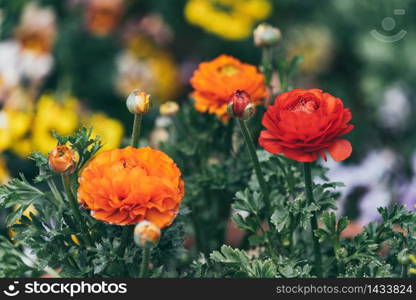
[259,88,354,162]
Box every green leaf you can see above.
[246,259,277,278]
[248,235,264,246]
[322,211,337,233]
[314,229,330,242]
[231,213,257,232]
[270,209,290,232]
[210,245,249,266]
[287,55,304,78]
[337,217,349,234]
[233,189,264,214]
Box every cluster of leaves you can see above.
[161,104,254,254]
[0,128,186,278]
[186,150,416,278]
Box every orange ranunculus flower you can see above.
[190,55,267,121]
[259,89,354,162]
[48,145,79,174]
[77,146,184,228]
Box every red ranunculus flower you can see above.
[259,89,354,162]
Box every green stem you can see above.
[131,114,142,148]
[117,226,131,258]
[46,178,64,205]
[262,47,274,106]
[62,175,92,247]
[303,162,322,277]
[139,247,151,278]
[249,211,278,262]
[238,119,269,205]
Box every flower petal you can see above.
[258,131,283,154]
[282,148,318,162]
[327,139,352,162]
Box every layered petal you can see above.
[190,55,267,120]
[326,138,352,162]
[259,89,353,162]
[78,146,184,228]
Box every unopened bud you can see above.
[126,90,151,114]
[160,101,179,116]
[48,145,79,174]
[227,90,255,120]
[253,23,281,48]
[134,221,161,248]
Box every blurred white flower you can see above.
[115,51,156,96]
[377,85,410,130]
[0,40,54,98]
[20,51,53,81]
[15,2,56,55]
[0,41,21,89]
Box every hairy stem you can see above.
[131,114,142,148]
[46,178,64,205]
[117,226,131,258]
[262,47,274,106]
[303,162,322,277]
[238,119,269,205]
[139,247,151,278]
[62,175,92,247]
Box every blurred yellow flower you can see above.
[1,93,125,158]
[160,101,179,116]
[87,113,124,151]
[286,26,334,74]
[116,36,179,103]
[31,95,79,154]
[184,0,272,40]
[0,109,32,152]
[0,155,9,184]
[11,138,33,158]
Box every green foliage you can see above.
[161,103,253,254]
[52,127,102,171]
[0,128,186,278]
[210,245,277,278]
[204,148,416,278]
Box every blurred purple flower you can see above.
[324,149,396,224]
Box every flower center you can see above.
[290,94,319,113]
[218,64,239,76]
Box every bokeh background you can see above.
[0,0,415,235]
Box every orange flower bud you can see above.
[48,145,79,174]
[134,221,161,247]
[126,90,151,115]
[227,90,255,120]
[253,23,281,48]
[160,101,179,116]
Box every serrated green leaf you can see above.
[270,209,290,232]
